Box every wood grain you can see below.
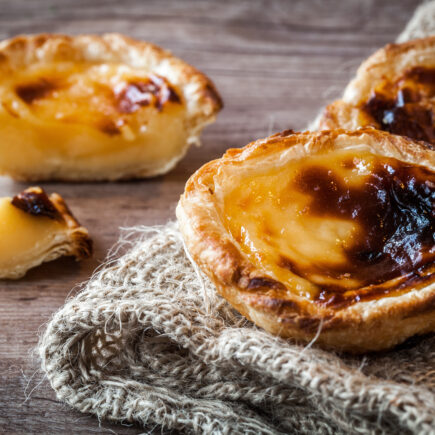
[0,0,420,432]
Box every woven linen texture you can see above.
[39,3,435,434]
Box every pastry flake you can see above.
[0,34,222,180]
[318,37,435,147]
[0,187,92,279]
[177,129,435,353]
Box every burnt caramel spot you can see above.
[274,129,295,138]
[405,66,435,85]
[203,82,224,110]
[341,158,355,169]
[116,74,181,114]
[363,67,435,144]
[247,277,285,290]
[365,92,434,144]
[287,160,434,305]
[99,120,121,136]
[15,79,57,104]
[11,188,61,220]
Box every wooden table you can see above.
[0,0,420,432]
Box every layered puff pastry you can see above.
[317,37,435,147]
[0,187,92,279]
[0,34,222,181]
[177,129,435,353]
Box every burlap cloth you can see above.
[39,3,435,434]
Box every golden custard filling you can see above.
[222,149,434,305]
[1,61,184,138]
[0,61,188,176]
[0,195,64,270]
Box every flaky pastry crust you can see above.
[1,187,92,279]
[0,34,222,181]
[317,37,435,146]
[177,129,435,353]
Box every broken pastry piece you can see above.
[0,187,92,279]
[0,33,222,181]
[317,37,435,147]
[177,129,435,353]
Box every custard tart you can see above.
[317,37,435,147]
[0,187,92,279]
[177,129,435,353]
[0,34,222,181]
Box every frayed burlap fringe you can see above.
[39,3,435,434]
[39,223,435,434]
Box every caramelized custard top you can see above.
[2,62,183,137]
[363,67,435,145]
[222,150,434,307]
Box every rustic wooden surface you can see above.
[0,0,421,433]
